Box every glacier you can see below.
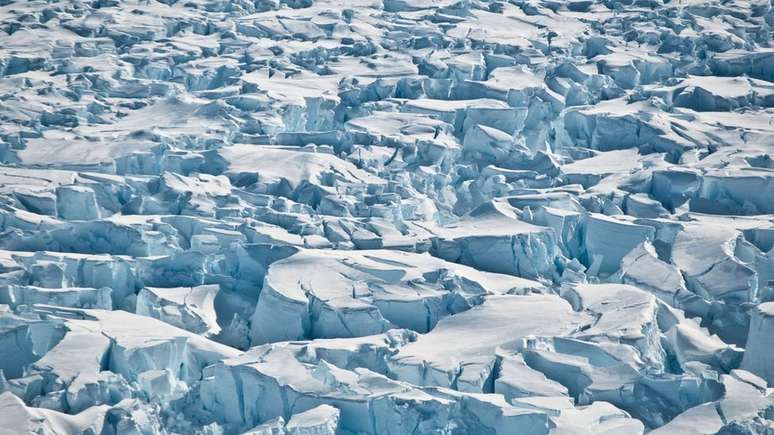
[0,0,773,434]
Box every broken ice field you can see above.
[0,0,773,433]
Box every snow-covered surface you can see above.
[0,0,773,433]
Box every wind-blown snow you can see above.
[0,0,773,434]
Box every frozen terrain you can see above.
[0,0,773,433]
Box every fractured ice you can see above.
[0,0,773,433]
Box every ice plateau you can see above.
[0,0,773,434]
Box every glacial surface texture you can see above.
[0,0,773,434]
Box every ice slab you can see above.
[250,247,546,344]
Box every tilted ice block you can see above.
[452,100,528,137]
[430,200,559,280]
[55,185,101,221]
[422,388,551,435]
[13,190,57,216]
[192,227,247,253]
[321,217,435,253]
[669,76,774,111]
[620,243,709,317]
[114,145,220,177]
[99,398,165,435]
[596,51,673,89]
[671,222,757,344]
[419,50,486,82]
[200,344,446,433]
[0,170,74,203]
[462,124,528,164]
[503,151,562,177]
[520,336,640,399]
[17,259,66,290]
[345,112,459,162]
[562,283,665,368]
[285,404,340,435]
[451,66,549,106]
[0,307,66,379]
[582,214,655,276]
[249,277,307,345]
[29,306,238,394]
[625,193,669,218]
[244,417,286,435]
[177,218,243,253]
[650,169,701,211]
[505,395,574,417]
[250,247,545,344]
[506,192,583,213]
[562,100,709,157]
[75,174,135,216]
[136,285,220,336]
[28,326,117,413]
[650,370,774,435]
[710,49,774,82]
[200,338,552,434]
[519,336,722,429]
[741,302,774,386]
[190,234,222,254]
[493,349,569,402]
[253,207,324,236]
[495,66,563,109]
[649,401,722,435]
[371,283,451,333]
[388,294,586,392]
[692,168,774,215]
[136,251,206,288]
[548,401,645,435]
[249,249,392,344]
[657,301,742,373]
[283,330,417,375]
[560,148,643,189]
[531,207,583,259]
[240,219,305,247]
[176,58,242,92]
[0,391,109,435]
[399,99,506,135]
[13,251,137,310]
[310,295,392,340]
[76,219,178,256]
[0,218,180,258]
[152,172,234,218]
[218,145,385,206]
[480,165,539,183]
[0,204,62,234]
[0,285,112,310]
